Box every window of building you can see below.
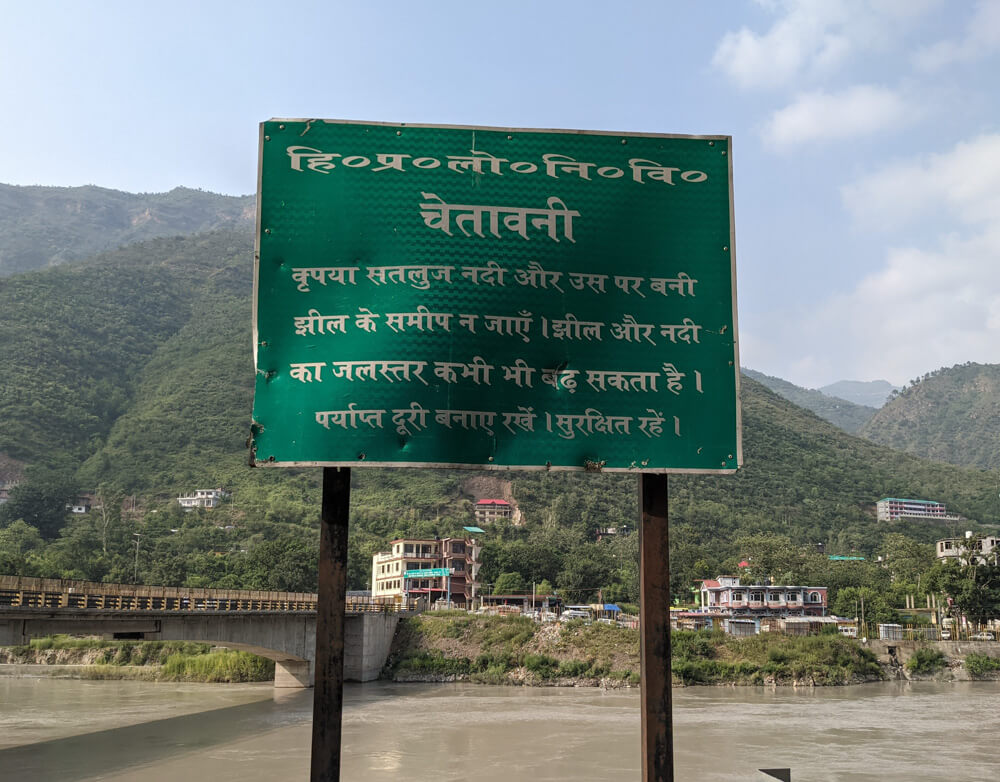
[452,560,464,571]
[768,593,781,601]
[787,593,799,602]
[809,592,821,602]
[452,542,465,554]
[749,591,763,601]
[404,544,414,554]
[732,592,744,601]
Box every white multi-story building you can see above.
[936,534,1000,565]
[371,534,480,607]
[876,497,960,522]
[177,488,229,510]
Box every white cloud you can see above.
[914,0,1000,71]
[802,229,1000,385]
[713,0,940,89]
[777,134,1000,385]
[762,85,910,146]
[842,133,1000,230]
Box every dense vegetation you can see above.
[861,363,1000,470]
[0,635,274,682]
[742,368,876,433]
[386,617,884,686]
[2,186,1000,625]
[0,183,252,276]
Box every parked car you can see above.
[971,632,995,641]
[559,609,591,623]
[940,630,951,640]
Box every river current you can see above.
[1,676,998,781]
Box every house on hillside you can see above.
[876,497,962,523]
[474,499,512,524]
[936,533,1000,565]
[177,488,229,510]
[66,494,99,514]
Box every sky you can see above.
[2,0,999,390]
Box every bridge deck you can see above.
[0,575,413,615]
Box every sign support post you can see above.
[311,466,351,782]
[640,472,672,782]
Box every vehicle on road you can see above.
[971,632,995,641]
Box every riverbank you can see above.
[385,614,887,686]
[0,637,274,683]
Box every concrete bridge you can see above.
[0,576,409,687]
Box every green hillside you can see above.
[1,205,999,604]
[742,368,876,433]
[0,183,253,277]
[860,363,1000,470]
[0,231,252,468]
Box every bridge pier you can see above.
[0,610,402,689]
[275,659,314,688]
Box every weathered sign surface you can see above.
[251,119,741,472]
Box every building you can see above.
[474,499,512,524]
[371,531,481,608]
[876,497,961,522]
[177,488,229,510]
[0,480,17,505]
[936,533,1000,565]
[699,576,827,616]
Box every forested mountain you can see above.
[860,363,1000,470]
[0,183,253,277]
[742,368,876,433]
[0,231,253,469]
[819,379,898,408]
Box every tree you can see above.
[493,571,526,594]
[0,521,44,575]
[934,559,1000,628]
[0,469,79,539]
[736,534,801,584]
[880,534,935,586]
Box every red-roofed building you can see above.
[475,499,512,524]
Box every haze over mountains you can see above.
[0,183,253,277]
[1,184,998,559]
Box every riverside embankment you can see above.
[6,616,1000,687]
[386,613,888,686]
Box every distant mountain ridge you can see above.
[861,363,1000,470]
[820,379,899,408]
[0,183,254,277]
[741,368,876,433]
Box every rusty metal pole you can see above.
[640,472,673,782]
[311,466,351,782]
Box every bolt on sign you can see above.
[251,119,741,473]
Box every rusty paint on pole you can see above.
[311,466,351,782]
[640,472,673,782]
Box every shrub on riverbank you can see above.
[906,648,946,675]
[0,636,274,683]
[964,653,1000,678]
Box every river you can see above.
[1,676,998,781]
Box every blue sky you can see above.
[3,0,999,389]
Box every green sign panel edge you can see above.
[250,118,742,474]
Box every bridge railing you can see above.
[0,575,416,614]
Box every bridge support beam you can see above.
[275,659,314,688]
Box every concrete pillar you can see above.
[275,659,313,688]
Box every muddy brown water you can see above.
[1,676,998,781]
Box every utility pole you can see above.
[132,533,141,584]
